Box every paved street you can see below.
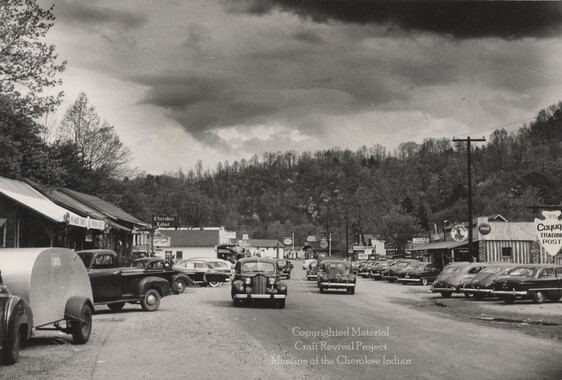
[5,265,562,380]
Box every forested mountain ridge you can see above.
[118,102,562,254]
[1,98,561,254]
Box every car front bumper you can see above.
[492,290,528,296]
[233,293,287,300]
[397,278,420,283]
[462,288,493,294]
[307,274,317,279]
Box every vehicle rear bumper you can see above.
[431,287,458,293]
[397,278,420,283]
[492,290,528,296]
[233,294,287,300]
[307,275,317,279]
[462,288,493,294]
[319,282,356,288]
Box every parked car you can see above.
[275,259,293,279]
[460,263,516,299]
[370,260,397,280]
[129,257,193,293]
[77,250,171,311]
[396,262,442,285]
[173,259,232,287]
[431,262,488,298]
[302,259,315,270]
[0,248,94,365]
[382,259,421,283]
[492,264,562,304]
[306,262,319,280]
[317,260,356,294]
[231,257,287,308]
[358,261,377,278]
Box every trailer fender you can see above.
[65,297,94,321]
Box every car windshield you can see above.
[509,267,535,277]
[443,266,462,274]
[396,262,411,267]
[480,266,503,274]
[241,261,276,274]
[325,262,351,274]
[207,261,228,269]
[277,261,289,268]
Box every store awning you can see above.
[0,218,6,228]
[409,240,469,252]
[109,220,132,232]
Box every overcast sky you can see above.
[39,0,562,175]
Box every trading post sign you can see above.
[535,210,562,257]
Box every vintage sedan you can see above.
[173,259,232,287]
[317,260,356,294]
[370,260,397,280]
[492,264,562,304]
[302,259,315,270]
[431,262,487,298]
[382,259,421,283]
[0,248,94,365]
[396,262,442,285]
[231,257,287,308]
[130,257,193,293]
[306,262,319,280]
[275,259,293,279]
[460,264,516,300]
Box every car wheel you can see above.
[421,278,428,286]
[474,293,486,301]
[141,289,161,311]
[71,304,93,344]
[440,291,452,298]
[108,302,125,311]
[175,279,186,293]
[319,287,325,293]
[208,281,220,287]
[347,288,355,295]
[1,324,22,365]
[388,278,396,283]
[287,274,291,279]
[233,299,243,307]
[502,295,516,304]
[464,292,473,298]
[548,295,561,302]
[532,291,545,304]
[276,299,286,309]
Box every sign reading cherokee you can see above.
[535,210,562,257]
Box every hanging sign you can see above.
[451,224,468,242]
[535,210,562,257]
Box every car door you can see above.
[538,267,557,298]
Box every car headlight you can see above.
[245,278,251,285]
[268,278,276,285]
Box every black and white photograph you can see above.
[1,1,562,379]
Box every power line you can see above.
[454,116,536,138]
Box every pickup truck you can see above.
[76,250,186,312]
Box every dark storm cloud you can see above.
[54,1,147,31]
[228,0,562,39]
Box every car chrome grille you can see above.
[252,275,267,294]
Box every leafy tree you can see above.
[0,0,66,117]
[55,92,132,190]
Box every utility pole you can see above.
[453,136,486,261]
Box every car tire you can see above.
[141,289,161,311]
[233,299,243,307]
[421,278,428,286]
[501,295,516,304]
[175,279,186,293]
[319,287,325,293]
[532,291,545,304]
[440,291,452,298]
[1,324,21,365]
[347,288,355,295]
[71,304,93,344]
[276,299,286,309]
[548,295,561,302]
[474,293,486,301]
[388,278,396,283]
[107,302,125,311]
[208,281,220,287]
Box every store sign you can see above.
[478,223,491,235]
[152,215,177,228]
[307,235,317,242]
[451,224,468,242]
[283,237,293,245]
[319,239,328,249]
[153,230,171,247]
[412,237,430,244]
[535,210,562,257]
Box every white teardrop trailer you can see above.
[0,248,94,365]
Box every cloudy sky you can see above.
[39,0,562,174]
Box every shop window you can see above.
[176,251,183,260]
[501,247,512,258]
[165,251,173,261]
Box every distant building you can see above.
[244,239,285,258]
[153,227,236,260]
